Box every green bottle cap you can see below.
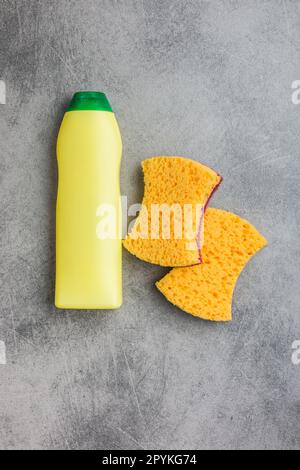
[67,91,113,112]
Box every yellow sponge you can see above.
[123,157,222,266]
[156,208,267,321]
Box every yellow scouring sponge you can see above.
[156,208,267,321]
[123,157,222,266]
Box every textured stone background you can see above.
[0,0,300,450]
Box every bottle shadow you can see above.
[46,97,69,311]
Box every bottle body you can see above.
[55,107,122,309]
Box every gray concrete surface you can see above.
[0,0,300,450]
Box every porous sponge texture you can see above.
[123,157,222,267]
[156,208,267,321]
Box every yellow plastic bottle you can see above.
[55,92,122,309]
